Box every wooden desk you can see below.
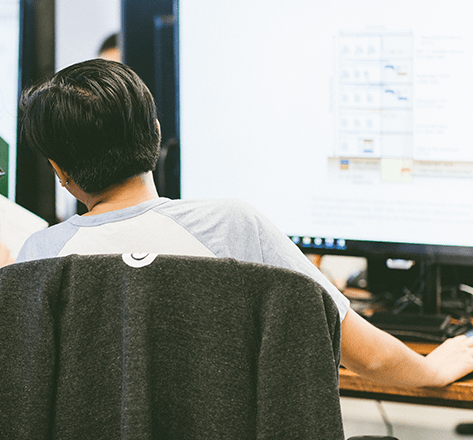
[339,342,473,409]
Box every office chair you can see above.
[0,253,345,439]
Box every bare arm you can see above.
[341,309,473,388]
[0,242,14,268]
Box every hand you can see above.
[0,242,14,268]
[424,334,473,387]
[341,309,473,388]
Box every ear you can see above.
[49,159,70,187]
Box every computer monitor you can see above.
[176,0,473,269]
[0,0,20,200]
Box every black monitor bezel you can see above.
[293,236,473,266]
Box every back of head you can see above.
[20,59,161,194]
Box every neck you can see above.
[81,172,159,216]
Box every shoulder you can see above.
[16,220,79,263]
[157,197,262,228]
[155,198,351,321]
[160,197,256,214]
[154,197,268,257]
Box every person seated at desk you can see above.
[16,59,473,389]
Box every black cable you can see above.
[376,401,394,437]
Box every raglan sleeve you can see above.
[222,199,351,320]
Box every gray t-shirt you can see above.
[16,197,350,319]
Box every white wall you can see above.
[56,0,121,71]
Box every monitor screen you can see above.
[177,0,473,264]
[0,0,20,200]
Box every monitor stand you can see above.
[423,262,442,315]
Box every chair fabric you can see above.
[0,253,343,439]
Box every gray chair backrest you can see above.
[0,253,343,439]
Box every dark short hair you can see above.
[20,59,161,194]
[98,33,118,55]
